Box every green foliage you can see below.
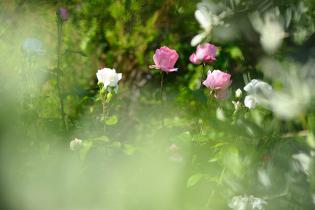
[187,173,205,188]
[105,115,118,125]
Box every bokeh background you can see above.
[1,0,315,209]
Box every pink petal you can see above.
[189,53,201,64]
[152,46,179,72]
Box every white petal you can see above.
[292,153,311,174]
[117,73,122,80]
[96,71,105,83]
[255,81,273,95]
[244,95,256,109]
[191,33,206,46]
[244,79,257,93]
[249,12,264,33]
[103,81,110,89]
[195,8,211,30]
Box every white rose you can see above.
[244,79,272,96]
[70,138,83,151]
[243,79,273,109]
[260,20,285,54]
[244,95,257,109]
[250,10,286,54]
[96,68,122,89]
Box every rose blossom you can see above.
[58,7,69,21]
[203,70,231,90]
[244,95,257,109]
[243,79,272,96]
[70,138,82,151]
[189,43,217,64]
[150,46,179,72]
[243,79,272,109]
[202,70,231,99]
[96,68,122,89]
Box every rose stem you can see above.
[202,62,206,80]
[56,15,67,134]
[102,91,108,135]
[160,71,165,127]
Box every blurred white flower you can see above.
[268,88,310,119]
[259,58,315,119]
[250,8,286,54]
[260,20,285,54]
[250,196,267,210]
[244,95,256,109]
[229,195,247,210]
[22,38,45,56]
[96,68,122,90]
[191,2,228,46]
[292,152,311,175]
[70,138,82,151]
[244,79,272,96]
[243,79,273,109]
[257,169,271,187]
[229,195,267,210]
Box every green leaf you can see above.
[187,173,204,188]
[228,46,244,61]
[105,115,118,125]
[106,92,113,102]
[210,142,227,149]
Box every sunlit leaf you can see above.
[105,115,118,125]
[187,173,204,188]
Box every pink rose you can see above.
[203,70,232,99]
[58,7,69,21]
[189,43,217,64]
[203,70,231,90]
[150,46,179,72]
